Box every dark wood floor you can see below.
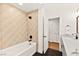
[33,42,62,56]
[33,48,62,56]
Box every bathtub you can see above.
[0,41,36,56]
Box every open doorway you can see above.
[48,17,60,51]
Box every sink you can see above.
[71,52,79,56]
[62,35,79,56]
[71,49,79,56]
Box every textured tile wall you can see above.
[27,10,38,43]
[0,4,38,49]
[0,4,27,49]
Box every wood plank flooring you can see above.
[48,42,59,51]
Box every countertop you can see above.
[62,35,79,56]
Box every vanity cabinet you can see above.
[61,37,67,56]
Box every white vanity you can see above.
[61,34,79,56]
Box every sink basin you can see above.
[62,36,79,56]
[71,49,79,56]
[71,52,79,56]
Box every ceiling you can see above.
[13,3,42,13]
[13,3,79,13]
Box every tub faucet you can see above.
[28,39,32,42]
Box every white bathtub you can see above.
[0,41,36,56]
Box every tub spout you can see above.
[28,40,32,45]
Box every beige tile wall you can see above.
[0,4,38,49]
[27,10,38,43]
[27,10,38,51]
[0,4,28,49]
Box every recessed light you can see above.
[18,3,23,5]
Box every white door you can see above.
[43,17,48,53]
[49,18,59,43]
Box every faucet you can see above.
[72,33,78,39]
[28,35,32,45]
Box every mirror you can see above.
[76,16,79,39]
[76,16,79,33]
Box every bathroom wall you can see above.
[0,4,27,49]
[27,10,38,43]
[26,10,38,52]
[43,3,79,51]
[44,4,79,35]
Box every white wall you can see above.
[38,8,44,53]
[44,3,79,35]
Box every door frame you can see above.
[48,17,60,43]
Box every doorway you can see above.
[48,17,60,51]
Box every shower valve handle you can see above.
[43,36,47,37]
